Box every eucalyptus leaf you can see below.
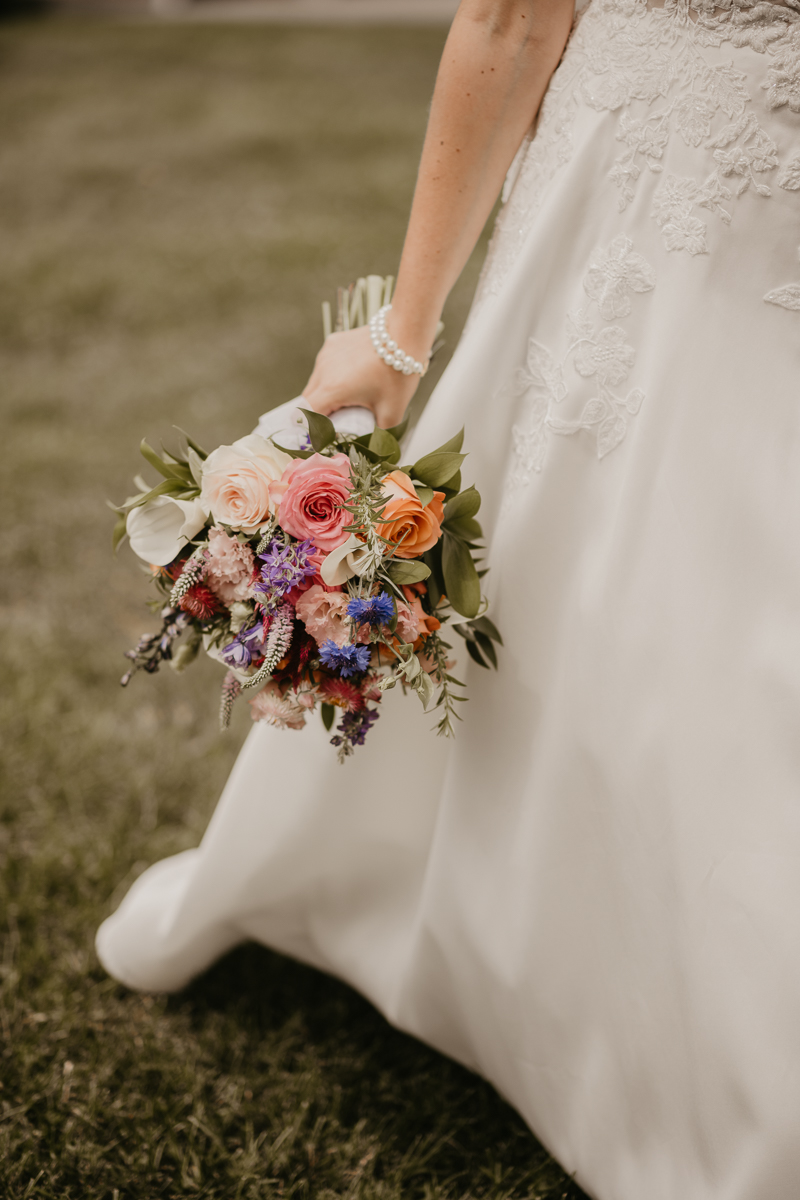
[299,408,336,452]
[321,703,335,732]
[368,427,401,462]
[112,513,128,553]
[439,471,462,499]
[139,439,188,480]
[465,639,489,669]
[126,477,194,511]
[435,428,464,455]
[414,670,436,710]
[174,427,208,460]
[271,441,314,460]
[386,414,410,441]
[441,534,481,619]
[442,516,483,542]
[387,559,431,585]
[411,451,466,489]
[422,547,444,610]
[471,615,503,646]
[187,447,205,489]
[160,443,189,467]
[474,630,498,669]
[443,485,481,523]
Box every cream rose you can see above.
[200,434,291,533]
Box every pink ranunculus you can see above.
[204,528,255,604]
[270,452,352,552]
[295,584,350,647]
[395,600,422,645]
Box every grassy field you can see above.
[0,18,587,1199]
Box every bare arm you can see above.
[303,0,574,427]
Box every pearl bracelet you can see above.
[368,304,428,377]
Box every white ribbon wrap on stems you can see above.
[254,398,375,450]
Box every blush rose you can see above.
[200,434,291,534]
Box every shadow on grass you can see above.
[173,941,588,1200]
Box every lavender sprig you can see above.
[219,671,242,730]
[121,606,189,686]
[241,603,295,691]
[168,545,207,607]
[331,707,380,762]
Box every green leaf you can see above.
[443,485,481,523]
[321,703,335,732]
[414,485,434,508]
[421,546,444,610]
[174,427,208,460]
[387,559,431,585]
[299,408,336,452]
[271,441,315,460]
[471,615,503,646]
[386,414,410,441]
[411,451,466,489]
[441,534,481,619]
[435,428,464,455]
[439,471,462,499]
[465,639,489,669]
[139,439,190,481]
[111,512,128,554]
[368,427,401,462]
[126,477,194,511]
[473,630,498,669]
[442,516,483,542]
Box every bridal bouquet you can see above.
[112,282,500,758]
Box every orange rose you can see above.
[376,471,445,559]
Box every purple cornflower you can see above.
[220,619,269,669]
[255,538,317,608]
[319,640,371,678]
[331,707,380,750]
[346,591,394,627]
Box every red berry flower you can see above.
[319,676,365,713]
[179,584,222,621]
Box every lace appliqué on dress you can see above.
[764,245,800,307]
[501,237,655,507]
[474,0,800,308]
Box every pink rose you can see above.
[271,452,352,552]
[204,528,255,604]
[295,584,350,647]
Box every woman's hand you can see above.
[303,0,573,432]
[302,325,420,430]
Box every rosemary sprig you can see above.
[426,631,467,738]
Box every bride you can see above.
[97,0,800,1197]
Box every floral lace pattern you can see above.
[764,245,800,307]
[500,237,655,507]
[474,0,800,305]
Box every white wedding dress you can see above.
[97,1,800,1196]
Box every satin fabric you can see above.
[98,2,800,1195]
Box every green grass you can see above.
[0,18,587,1198]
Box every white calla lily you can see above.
[320,534,374,587]
[126,495,208,566]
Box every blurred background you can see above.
[0,3,586,1196]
